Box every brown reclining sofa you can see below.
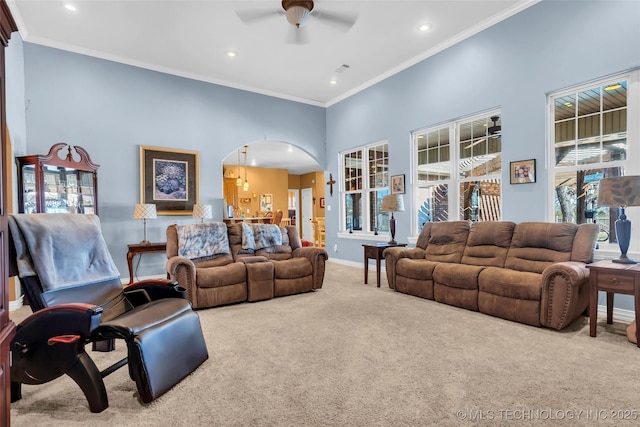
[383,221,598,330]
[167,222,328,309]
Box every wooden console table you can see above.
[126,242,167,285]
[363,243,407,287]
[588,259,640,347]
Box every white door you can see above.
[301,188,313,242]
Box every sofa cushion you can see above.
[396,259,439,280]
[195,262,246,289]
[504,222,575,274]
[272,257,312,279]
[177,222,230,259]
[478,267,542,301]
[433,263,484,290]
[424,221,469,263]
[461,221,515,267]
[415,222,433,250]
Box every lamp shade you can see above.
[597,176,640,208]
[381,194,405,213]
[133,204,157,219]
[192,204,213,220]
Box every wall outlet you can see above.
[327,205,331,211]
[333,244,338,252]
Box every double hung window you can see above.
[342,142,389,234]
[413,111,502,234]
[549,71,639,247]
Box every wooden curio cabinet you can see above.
[16,143,99,215]
[1,1,17,423]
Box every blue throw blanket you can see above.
[177,222,230,259]
[8,213,120,292]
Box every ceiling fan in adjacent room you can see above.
[488,115,501,137]
[236,0,357,45]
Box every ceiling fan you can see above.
[236,1,357,45]
[488,115,501,136]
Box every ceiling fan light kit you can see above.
[283,0,314,28]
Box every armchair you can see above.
[8,213,208,413]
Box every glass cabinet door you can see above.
[16,144,100,215]
[21,165,37,214]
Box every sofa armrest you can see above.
[292,247,329,290]
[383,247,426,289]
[166,256,198,306]
[540,261,590,330]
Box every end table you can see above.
[363,242,407,287]
[126,242,167,285]
[587,259,640,347]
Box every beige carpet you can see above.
[9,262,640,426]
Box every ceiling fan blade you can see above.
[285,26,310,45]
[312,10,357,32]
[236,8,282,24]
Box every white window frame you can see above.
[412,109,502,236]
[338,141,390,238]
[547,69,640,258]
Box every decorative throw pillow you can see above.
[241,222,256,250]
[177,222,230,259]
[252,224,283,250]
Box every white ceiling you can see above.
[7,0,538,174]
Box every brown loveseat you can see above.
[384,221,598,330]
[166,222,328,309]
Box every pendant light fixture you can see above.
[236,148,242,187]
[243,145,250,191]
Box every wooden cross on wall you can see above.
[326,173,336,196]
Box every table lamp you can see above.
[192,204,213,223]
[133,203,157,245]
[381,194,405,244]
[597,176,640,264]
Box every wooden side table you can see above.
[126,242,167,285]
[363,243,407,287]
[587,259,640,347]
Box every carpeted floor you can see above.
[9,261,640,426]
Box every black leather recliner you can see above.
[8,213,209,413]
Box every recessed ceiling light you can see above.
[329,79,338,86]
[64,3,77,12]
[225,50,238,58]
[419,24,430,32]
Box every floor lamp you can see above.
[381,194,405,245]
[133,203,157,245]
[597,176,640,264]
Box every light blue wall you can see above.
[326,0,640,265]
[10,42,326,278]
[6,1,640,311]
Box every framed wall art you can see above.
[510,159,536,184]
[139,145,199,215]
[391,174,405,194]
[260,193,273,212]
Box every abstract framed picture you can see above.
[139,145,199,215]
[510,159,536,184]
[391,174,405,194]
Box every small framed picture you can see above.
[510,159,536,184]
[320,197,325,208]
[391,174,405,194]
